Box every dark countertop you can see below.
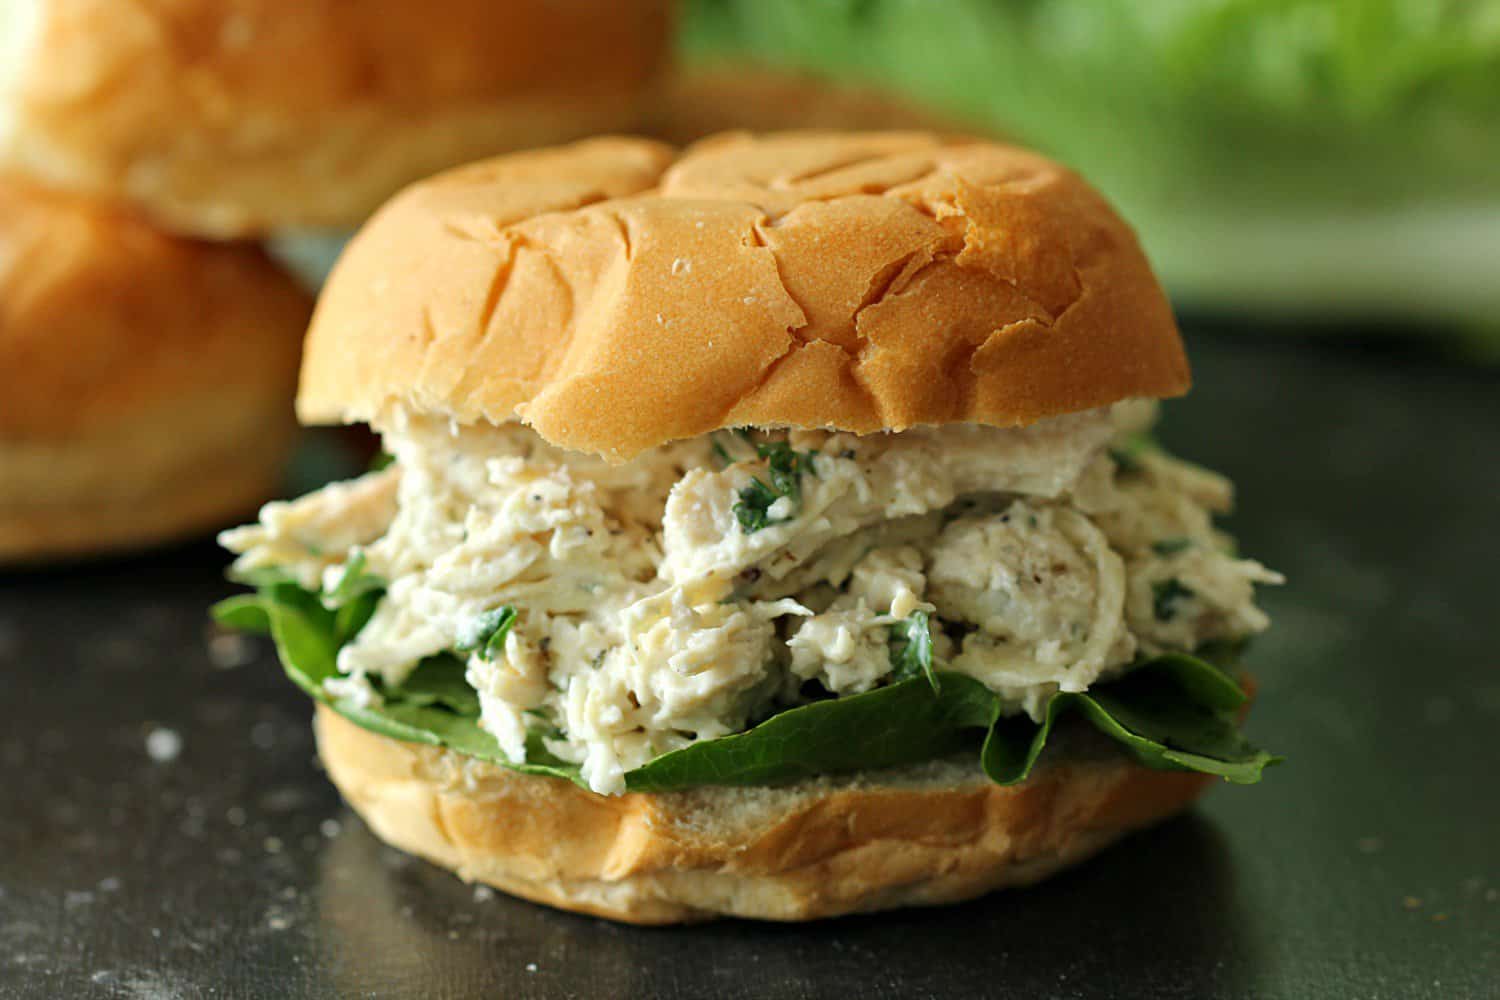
[2,331,1496,999]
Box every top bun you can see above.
[0,0,672,238]
[300,132,1190,460]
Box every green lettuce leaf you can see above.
[211,582,1279,791]
[628,672,996,790]
[982,653,1276,786]
[211,587,579,783]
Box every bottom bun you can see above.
[315,705,1214,924]
[0,182,310,565]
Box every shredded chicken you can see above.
[222,403,1281,794]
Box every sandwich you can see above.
[0,0,673,239]
[214,132,1283,923]
[0,179,309,564]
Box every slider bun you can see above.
[0,181,310,564]
[316,705,1213,923]
[299,132,1190,460]
[0,0,672,237]
[647,65,970,145]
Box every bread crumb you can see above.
[145,727,182,763]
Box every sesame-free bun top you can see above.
[0,0,672,238]
[300,132,1190,460]
[0,180,310,562]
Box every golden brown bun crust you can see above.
[0,0,673,237]
[646,65,971,146]
[0,181,310,563]
[315,706,1213,923]
[299,132,1189,460]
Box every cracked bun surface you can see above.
[0,180,310,563]
[0,0,673,238]
[299,132,1190,458]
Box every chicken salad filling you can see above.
[220,402,1280,795]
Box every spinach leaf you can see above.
[226,565,296,589]
[333,590,382,644]
[627,672,997,790]
[324,550,385,607]
[982,654,1277,786]
[381,654,480,715]
[209,594,272,634]
[227,582,580,783]
[216,577,1279,792]
[889,610,939,693]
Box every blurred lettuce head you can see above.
[686,0,1500,351]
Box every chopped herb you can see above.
[732,440,814,533]
[733,479,781,532]
[457,606,518,662]
[889,610,939,693]
[1152,578,1196,621]
[1152,537,1194,557]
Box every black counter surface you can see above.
[2,331,1496,999]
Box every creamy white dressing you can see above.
[222,403,1281,795]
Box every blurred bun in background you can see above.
[0,0,674,239]
[0,181,310,564]
[683,1,1500,352]
[646,63,966,146]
